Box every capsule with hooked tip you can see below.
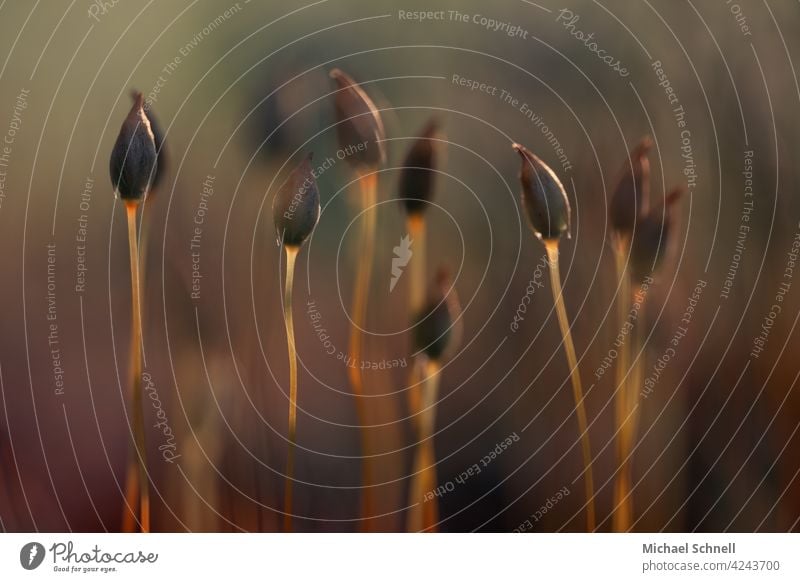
[110,92,157,202]
[513,143,571,241]
[330,68,386,169]
[399,118,441,217]
[272,153,321,248]
[609,137,652,240]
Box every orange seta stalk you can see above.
[348,171,378,529]
[407,358,441,532]
[405,212,426,481]
[612,237,633,532]
[545,240,595,532]
[282,245,299,532]
[407,214,426,316]
[122,200,154,533]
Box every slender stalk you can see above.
[405,213,426,500]
[612,239,633,531]
[121,288,141,534]
[125,201,150,533]
[282,245,299,532]
[615,292,645,532]
[544,241,595,532]
[407,359,440,532]
[629,299,645,445]
[122,202,152,533]
[407,214,426,316]
[120,459,139,532]
[613,242,631,426]
[406,356,424,436]
[348,171,377,529]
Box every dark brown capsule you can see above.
[513,143,571,241]
[413,267,460,361]
[629,187,684,281]
[110,92,157,201]
[398,118,441,217]
[609,137,652,240]
[330,68,386,169]
[272,153,320,248]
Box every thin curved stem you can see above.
[405,213,426,506]
[125,201,149,533]
[120,458,138,532]
[282,245,299,532]
[615,296,645,532]
[545,240,595,532]
[407,359,441,532]
[348,171,377,529]
[629,300,645,446]
[122,203,152,533]
[613,243,631,447]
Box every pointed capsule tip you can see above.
[512,142,531,159]
[330,68,351,85]
[421,116,441,138]
[513,143,541,166]
[634,135,654,157]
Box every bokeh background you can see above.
[0,0,799,532]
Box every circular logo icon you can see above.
[19,542,45,570]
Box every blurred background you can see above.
[0,0,799,532]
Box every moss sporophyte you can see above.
[272,154,320,531]
[408,267,460,532]
[330,68,385,529]
[513,142,595,531]
[110,92,157,533]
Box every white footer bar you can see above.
[1,533,798,581]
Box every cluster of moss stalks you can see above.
[109,73,682,534]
